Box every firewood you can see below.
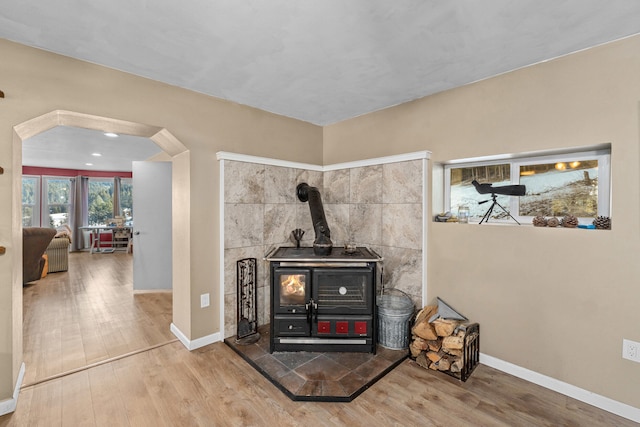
[442,335,464,350]
[412,321,438,341]
[416,352,430,369]
[414,305,438,326]
[450,358,463,373]
[442,348,462,357]
[427,340,442,352]
[409,342,422,358]
[426,351,442,363]
[413,337,428,350]
[433,318,458,337]
[435,357,451,371]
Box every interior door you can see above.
[132,161,172,291]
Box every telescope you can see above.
[471,180,526,224]
[471,180,526,196]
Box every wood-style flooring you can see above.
[21,252,174,386]
[1,252,635,426]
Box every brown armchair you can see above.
[23,227,56,284]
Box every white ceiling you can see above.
[4,1,640,169]
[23,127,162,172]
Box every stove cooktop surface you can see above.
[267,246,381,262]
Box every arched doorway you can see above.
[12,110,191,380]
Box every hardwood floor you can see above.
[2,252,635,426]
[21,252,174,386]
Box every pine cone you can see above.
[532,216,547,227]
[593,216,611,230]
[546,217,560,227]
[562,215,579,228]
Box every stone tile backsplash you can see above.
[223,159,424,338]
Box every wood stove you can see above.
[266,246,382,353]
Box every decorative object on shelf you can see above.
[547,217,560,227]
[457,205,469,223]
[561,215,579,228]
[435,212,452,222]
[532,215,547,227]
[593,216,611,230]
[291,228,304,249]
[344,242,357,254]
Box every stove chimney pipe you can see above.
[297,183,333,256]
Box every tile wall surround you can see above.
[221,152,427,339]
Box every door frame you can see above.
[12,110,191,350]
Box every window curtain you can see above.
[70,176,89,252]
[113,176,121,218]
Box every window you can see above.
[119,178,133,225]
[43,177,72,228]
[22,176,40,227]
[444,146,610,223]
[21,174,134,229]
[88,178,114,226]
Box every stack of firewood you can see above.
[409,305,477,378]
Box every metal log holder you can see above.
[236,258,260,344]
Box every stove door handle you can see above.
[306,299,318,326]
[312,300,318,324]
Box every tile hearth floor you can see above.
[224,325,409,402]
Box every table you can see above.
[79,226,133,254]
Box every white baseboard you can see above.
[480,353,640,423]
[0,363,25,416]
[171,323,221,351]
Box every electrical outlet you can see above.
[622,339,640,362]
[200,293,210,308]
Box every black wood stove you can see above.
[266,246,382,353]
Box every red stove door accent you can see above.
[354,321,368,335]
[335,321,349,334]
[273,268,310,315]
[317,321,331,334]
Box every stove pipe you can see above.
[296,183,333,255]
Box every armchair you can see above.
[23,227,56,284]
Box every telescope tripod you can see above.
[478,193,521,225]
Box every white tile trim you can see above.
[216,151,323,171]
[215,150,431,172]
[323,151,431,171]
[0,363,25,416]
[421,156,428,307]
[219,159,226,341]
[171,323,221,351]
[480,353,640,423]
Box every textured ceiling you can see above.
[5,1,640,171]
[2,1,640,126]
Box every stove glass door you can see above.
[313,267,373,314]
[274,268,310,314]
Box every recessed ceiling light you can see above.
[92,152,102,157]
[85,163,93,166]
[104,132,118,138]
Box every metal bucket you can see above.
[377,289,414,350]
